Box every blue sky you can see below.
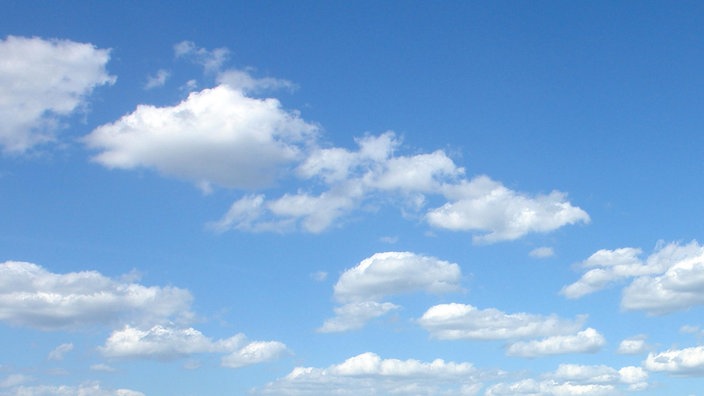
[2,1,704,395]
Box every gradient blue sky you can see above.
[2,2,704,395]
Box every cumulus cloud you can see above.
[319,252,461,333]
[427,177,590,243]
[88,44,588,241]
[85,84,318,190]
[47,343,74,361]
[255,352,483,395]
[617,335,648,355]
[563,241,704,315]
[417,303,584,341]
[505,328,606,357]
[333,252,462,303]
[100,324,287,368]
[0,35,115,153]
[644,345,704,375]
[486,364,647,395]
[0,261,192,330]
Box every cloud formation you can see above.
[256,352,483,395]
[0,36,115,153]
[2,382,145,396]
[319,252,461,333]
[100,324,287,368]
[486,364,647,395]
[563,241,704,315]
[505,328,606,357]
[85,84,318,191]
[644,345,704,375]
[0,261,192,330]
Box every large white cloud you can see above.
[255,352,483,395]
[333,252,462,303]
[319,252,461,333]
[505,328,606,357]
[85,84,318,190]
[417,303,584,341]
[485,364,647,395]
[0,261,192,330]
[0,35,115,153]
[100,324,287,368]
[563,241,704,315]
[644,345,704,375]
[427,177,590,243]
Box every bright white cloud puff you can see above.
[101,324,288,368]
[644,345,704,375]
[0,35,115,153]
[318,252,461,333]
[0,261,192,330]
[563,240,704,314]
[256,352,483,395]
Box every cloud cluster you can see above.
[256,352,483,395]
[0,36,115,153]
[0,261,192,330]
[562,240,704,314]
[644,345,704,375]
[318,252,461,332]
[0,261,287,369]
[486,364,647,395]
[418,303,603,357]
[100,325,287,368]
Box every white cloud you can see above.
[529,247,555,258]
[505,328,606,357]
[217,69,296,94]
[47,343,74,361]
[417,303,584,341]
[100,324,287,368]
[563,241,704,314]
[221,340,289,368]
[617,335,648,355]
[85,84,319,190]
[486,364,647,395]
[144,69,170,89]
[90,364,116,372]
[0,35,115,153]
[0,261,192,330]
[2,382,144,396]
[644,345,704,375]
[255,352,482,395]
[428,177,590,244]
[333,252,462,303]
[174,41,229,72]
[317,301,399,333]
[319,252,461,333]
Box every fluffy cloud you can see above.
[563,241,704,315]
[319,252,461,332]
[417,303,584,341]
[0,261,192,330]
[486,364,647,395]
[617,335,648,355]
[505,328,606,357]
[255,352,482,395]
[85,84,318,190]
[100,324,287,368]
[0,35,115,153]
[333,252,462,303]
[427,177,590,243]
[644,345,704,375]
